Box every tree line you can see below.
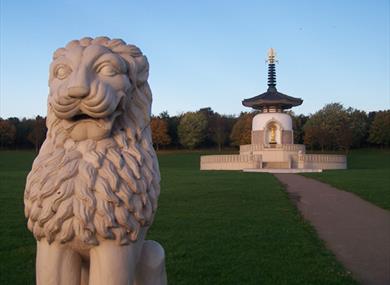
[151,104,389,152]
[1,103,389,152]
[0,116,47,152]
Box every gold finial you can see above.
[267,48,276,64]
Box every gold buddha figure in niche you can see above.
[269,125,276,144]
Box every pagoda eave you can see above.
[242,102,302,110]
[242,92,303,110]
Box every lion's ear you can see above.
[119,52,153,142]
[133,56,149,84]
[118,53,149,87]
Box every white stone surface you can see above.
[200,154,262,170]
[252,113,293,145]
[252,112,292,131]
[24,37,166,285]
[200,145,347,171]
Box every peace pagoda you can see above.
[200,49,346,172]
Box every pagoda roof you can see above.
[242,87,303,110]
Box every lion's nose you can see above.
[68,86,90,98]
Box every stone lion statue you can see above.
[24,37,167,285]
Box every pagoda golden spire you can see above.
[267,48,276,64]
[267,48,277,89]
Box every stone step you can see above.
[262,161,290,169]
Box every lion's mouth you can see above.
[63,109,122,130]
[70,113,95,122]
[62,96,124,133]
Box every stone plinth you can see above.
[200,143,347,172]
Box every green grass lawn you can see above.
[304,149,390,210]
[0,150,357,284]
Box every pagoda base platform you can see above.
[200,144,347,171]
[243,168,322,173]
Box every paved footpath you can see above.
[274,174,390,285]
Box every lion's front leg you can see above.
[89,239,144,285]
[134,240,167,285]
[36,240,82,285]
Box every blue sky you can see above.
[1,0,389,118]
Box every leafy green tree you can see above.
[304,118,331,151]
[208,113,228,151]
[368,111,390,147]
[196,108,237,150]
[289,112,308,144]
[178,112,207,149]
[304,103,353,152]
[336,114,353,153]
[348,108,369,148]
[198,107,215,148]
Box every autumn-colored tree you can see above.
[150,117,171,150]
[230,112,255,146]
[368,110,390,147]
[178,112,207,149]
[159,111,181,147]
[0,119,16,148]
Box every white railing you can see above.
[299,154,346,163]
[282,144,306,152]
[201,154,261,163]
[240,144,306,153]
[240,144,252,153]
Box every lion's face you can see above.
[49,44,131,141]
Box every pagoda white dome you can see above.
[252,112,292,131]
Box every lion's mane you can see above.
[24,37,160,246]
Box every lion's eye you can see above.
[97,64,118,76]
[54,65,72,80]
